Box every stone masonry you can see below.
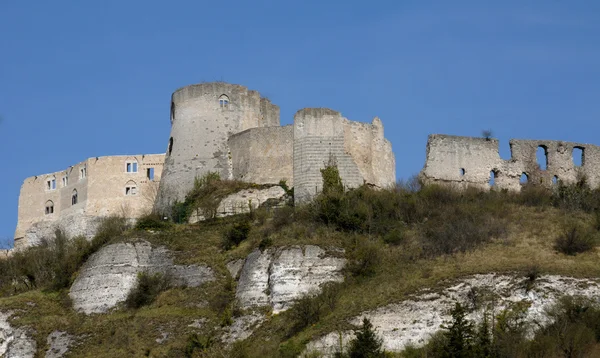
[14,82,396,248]
[420,134,600,191]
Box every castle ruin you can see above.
[420,134,600,190]
[13,82,396,249]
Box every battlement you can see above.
[420,134,600,191]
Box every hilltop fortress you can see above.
[14,82,396,249]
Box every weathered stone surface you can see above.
[0,311,36,358]
[236,246,346,313]
[45,331,74,358]
[304,274,600,357]
[226,259,245,279]
[189,186,287,223]
[69,240,214,314]
[221,313,266,345]
[420,134,600,191]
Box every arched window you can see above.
[72,189,78,205]
[45,200,54,215]
[520,173,529,185]
[219,94,230,108]
[125,180,138,196]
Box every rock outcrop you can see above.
[189,186,288,223]
[45,331,74,358]
[236,246,346,313]
[304,274,600,357]
[0,311,36,358]
[69,240,215,314]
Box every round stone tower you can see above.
[154,82,280,214]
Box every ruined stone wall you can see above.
[14,154,164,249]
[229,125,293,186]
[420,134,600,191]
[293,108,395,204]
[155,82,280,214]
[343,118,396,189]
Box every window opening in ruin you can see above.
[72,190,78,205]
[460,168,466,177]
[80,167,87,180]
[62,176,68,187]
[552,176,559,185]
[219,94,230,108]
[45,201,54,215]
[170,101,175,123]
[573,147,584,167]
[536,146,548,170]
[126,161,138,173]
[46,178,56,191]
[147,168,155,181]
[125,186,137,196]
[489,170,497,186]
[520,173,529,185]
[168,137,173,155]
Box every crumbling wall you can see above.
[229,126,293,186]
[420,134,600,191]
[293,108,364,204]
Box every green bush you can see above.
[124,271,172,309]
[222,220,252,250]
[554,223,597,255]
[346,239,381,278]
[135,213,171,230]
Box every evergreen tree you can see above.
[347,318,385,358]
[444,302,475,358]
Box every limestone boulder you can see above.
[0,311,36,358]
[69,240,214,314]
[189,186,287,223]
[236,246,346,313]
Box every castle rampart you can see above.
[420,134,600,191]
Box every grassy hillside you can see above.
[2,171,600,357]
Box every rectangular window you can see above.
[62,177,68,187]
[47,179,56,190]
[127,162,138,173]
[125,186,138,196]
[147,168,155,180]
[80,167,87,179]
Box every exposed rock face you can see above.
[236,246,346,313]
[45,331,74,358]
[304,274,600,357]
[221,313,266,345]
[0,311,36,358]
[22,211,103,247]
[189,186,288,223]
[69,240,215,314]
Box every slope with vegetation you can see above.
[1,168,600,357]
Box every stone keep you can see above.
[154,83,280,213]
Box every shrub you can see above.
[222,220,252,250]
[135,213,171,230]
[289,293,323,334]
[346,240,381,278]
[554,223,597,255]
[125,271,172,309]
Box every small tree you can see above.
[346,318,385,358]
[444,302,475,357]
[482,130,493,141]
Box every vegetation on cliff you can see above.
[1,170,600,357]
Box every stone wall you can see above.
[14,154,164,248]
[293,108,396,204]
[155,82,280,214]
[229,125,293,186]
[420,134,600,191]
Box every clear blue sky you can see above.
[1,1,600,246]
